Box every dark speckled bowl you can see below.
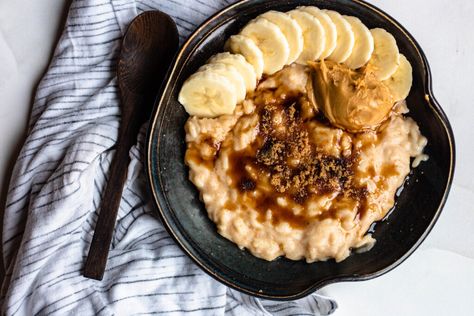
[146,0,455,300]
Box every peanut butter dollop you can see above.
[309,60,394,132]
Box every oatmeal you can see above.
[184,64,427,262]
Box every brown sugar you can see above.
[252,96,365,202]
[226,72,368,227]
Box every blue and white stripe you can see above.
[1,0,337,314]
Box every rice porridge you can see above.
[184,64,427,262]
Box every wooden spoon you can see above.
[83,11,179,280]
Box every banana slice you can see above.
[343,16,374,69]
[259,11,303,64]
[198,63,246,102]
[178,71,237,117]
[323,10,355,63]
[287,10,325,64]
[297,6,337,59]
[240,18,290,75]
[368,28,400,80]
[225,34,264,79]
[383,54,412,101]
[208,52,257,92]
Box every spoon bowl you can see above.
[119,11,179,97]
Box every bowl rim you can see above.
[146,0,456,300]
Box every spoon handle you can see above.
[83,105,141,280]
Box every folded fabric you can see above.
[1,0,337,315]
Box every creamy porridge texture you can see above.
[184,64,427,262]
[178,6,427,262]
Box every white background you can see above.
[0,0,473,315]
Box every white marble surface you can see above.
[0,0,472,314]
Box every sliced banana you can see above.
[343,16,374,69]
[198,63,246,102]
[208,52,257,92]
[240,18,290,75]
[323,10,355,63]
[287,10,326,64]
[225,34,264,79]
[368,28,400,80]
[383,54,412,101]
[178,71,237,117]
[297,6,337,59]
[258,10,303,64]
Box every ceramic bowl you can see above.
[146,0,455,300]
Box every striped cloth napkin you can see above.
[1,0,338,315]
